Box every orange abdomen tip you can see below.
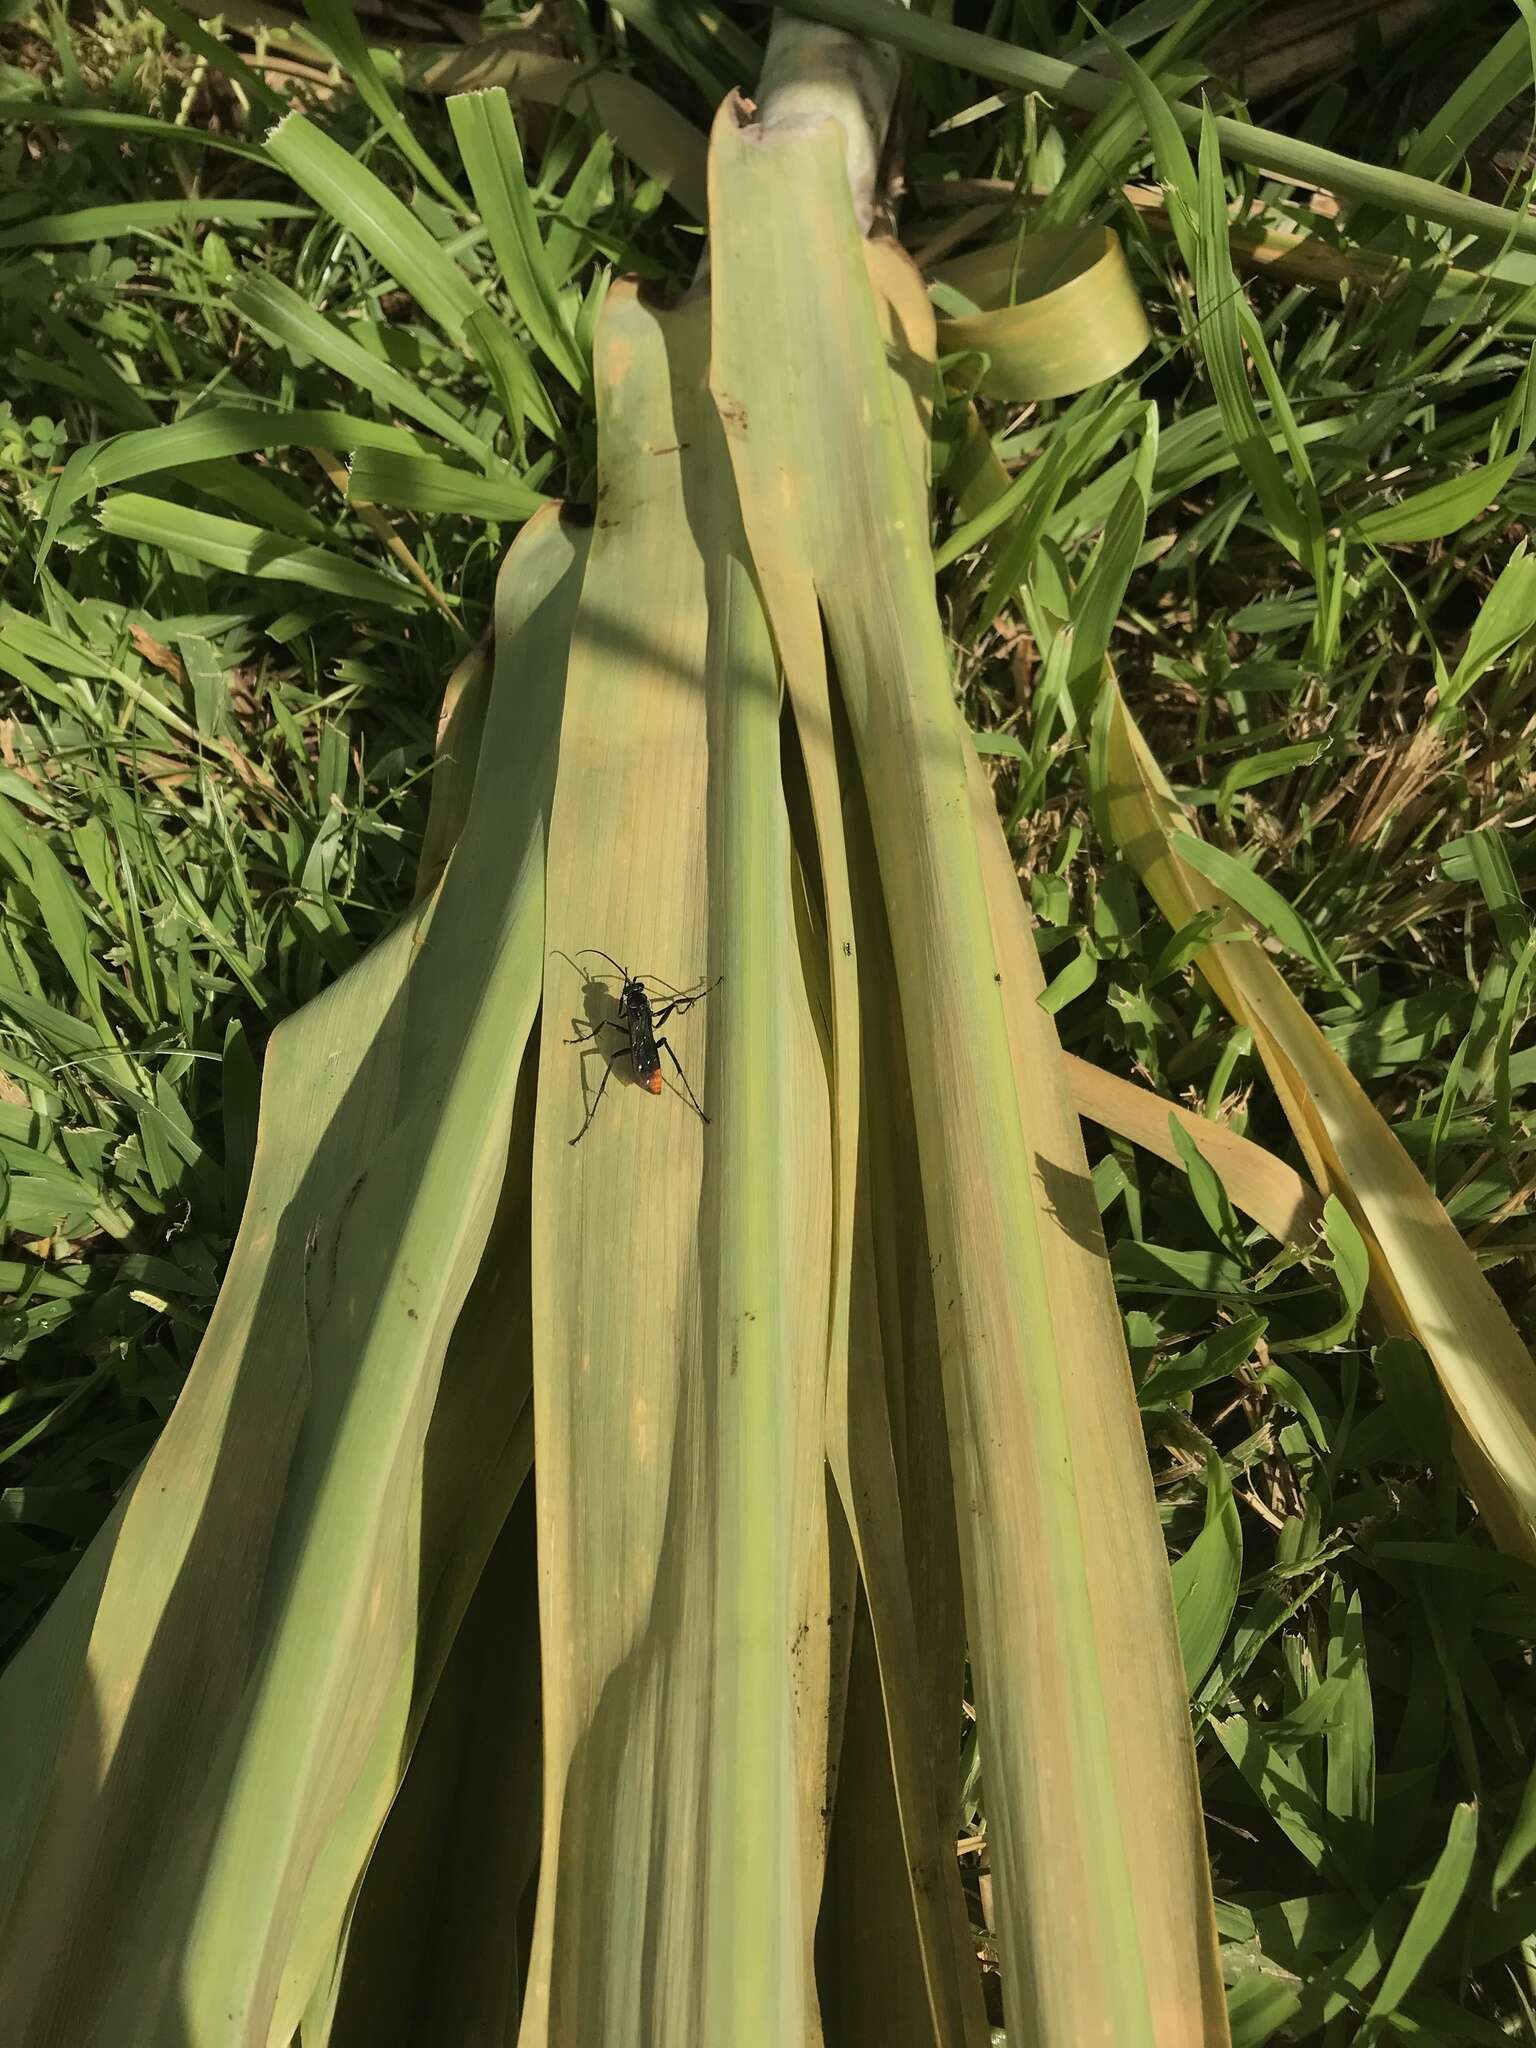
[645,1070,665,1095]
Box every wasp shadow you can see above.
[550,956,650,1148]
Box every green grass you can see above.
[2,1,1535,2039]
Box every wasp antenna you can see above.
[573,947,630,982]
[553,948,619,983]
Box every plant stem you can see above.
[756,13,901,230]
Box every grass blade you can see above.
[1353,455,1522,544]
[43,408,431,558]
[140,0,289,116]
[300,0,462,208]
[0,199,310,247]
[1440,540,1536,713]
[1400,20,1536,184]
[229,274,492,466]
[412,45,710,221]
[347,448,545,521]
[778,0,1536,257]
[1171,1453,1243,1692]
[448,90,589,393]
[264,113,484,342]
[1170,834,1353,1000]
[98,494,423,607]
[1363,1802,1479,2032]
[1065,1054,1324,1246]
[0,98,270,160]
[1493,1752,1536,1900]
[1193,109,1316,576]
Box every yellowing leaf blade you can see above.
[1092,678,1536,1562]
[710,99,1228,2048]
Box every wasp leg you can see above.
[569,1045,622,1145]
[649,977,722,1032]
[653,1038,709,1123]
[565,1016,630,1048]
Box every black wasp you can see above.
[560,950,720,1145]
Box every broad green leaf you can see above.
[838,773,987,2048]
[0,507,586,2042]
[98,495,422,608]
[1171,1453,1242,1691]
[817,1610,957,2047]
[283,1064,542,2038]
[316,1488,541,2041]
[520,286,834,2046]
